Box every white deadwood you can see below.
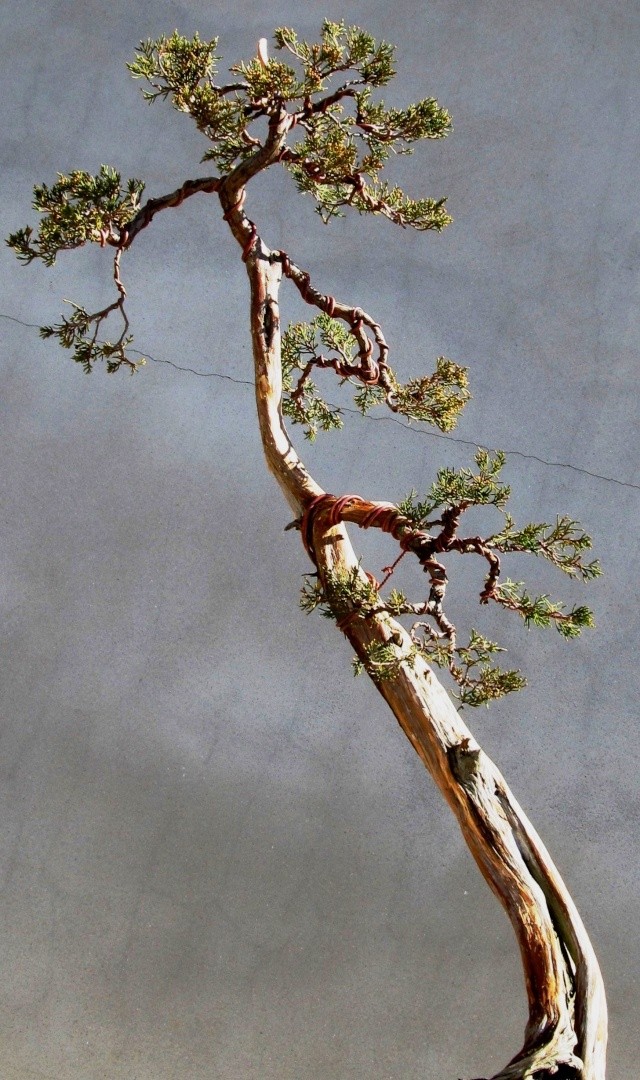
[228,215,607,1080]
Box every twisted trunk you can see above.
[240,237,607,1079]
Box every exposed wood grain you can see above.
[235,231,607,1079]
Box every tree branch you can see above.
[297,80,364,118]
[280,150,449,230]
[272,251,393,392]
[118,175,221,247]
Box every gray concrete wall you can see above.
[1,2,638,1077]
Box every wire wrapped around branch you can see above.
[301,492,439,567]
[297,493,539,705]
[274,252,393,392]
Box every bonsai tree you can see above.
[7,22,607,1080]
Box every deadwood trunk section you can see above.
[237,236,607,1080]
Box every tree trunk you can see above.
[243,241,607,1080]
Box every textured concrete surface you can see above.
[1,2,639,1078]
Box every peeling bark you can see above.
[235,233,607,1079]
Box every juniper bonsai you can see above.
[7,22,607,1080]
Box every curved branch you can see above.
[218,106,294,266]
[279,151,449,230]
[117,105,293,253]
[301,81,363,116]
[115,175,221,247]
[273,251,393,391]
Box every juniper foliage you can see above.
[281,315,470,434]
[39,302,141,375]
[7,166,144,266]
[299,442,598,706]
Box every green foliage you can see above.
[128,31,220,98]
[355,358,470,431]
[281,391,343,442]
[457,666,527,708]
[274,21,450,227]
[489,515,601,580]
[325,442,600,700]
[286,112,359,193]
[352,640,419,681]
[301,566,380,621]
[274,21,396,89]
[352,383,387,413]
[7,24,456,396]
[351,636,523,703]
[281,316,346,440]
[415,628,527,707]
[298,430,598,702]
[390,357,469,429]
[384,588,412,615]
[395,448,597,648]
[284,313,355,362]
[7,166,146,376]
[283,318,468,432]
[431,448,510,510]
[398,449,510,525]
[39,302,142,375]
[230,56,303,103]
[6,166,144,266]
[453,630,527,707]
[494,580,596,638]
[127,23,451,230]
[355,183,451,230]
[355,88,452,146]
[7,20,601,711]
[299,575,327,615]
[348,615,527,705]
[288,163,452,229]
[128,32,253,173]
[301,568,527,706]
